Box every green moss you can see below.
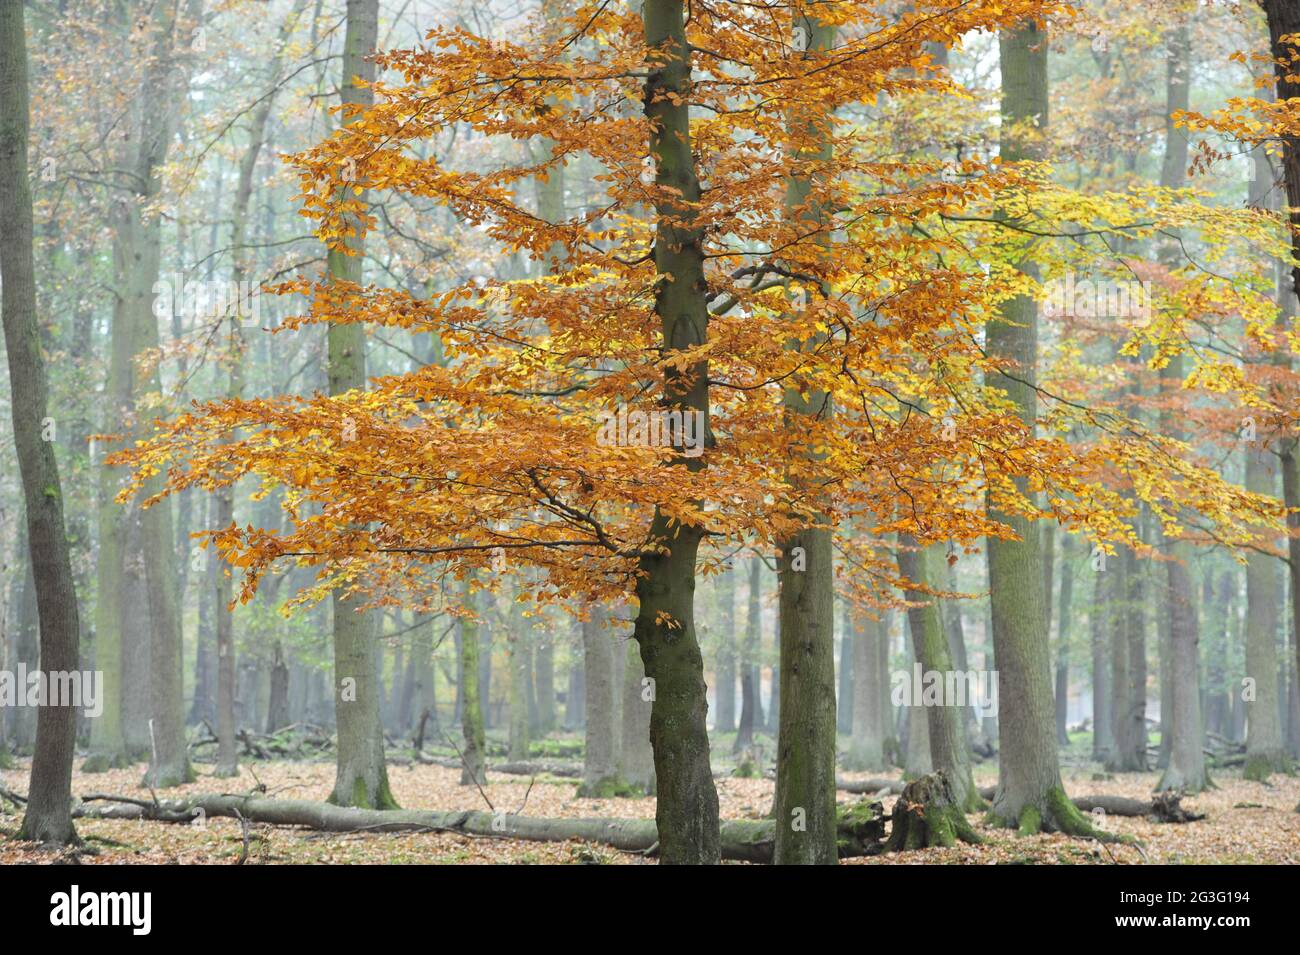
[1242,754,1291,782]
[577,776,639,799]
[1045,785,1133,845]
[1016,805,1041,837]
[81,752,130,774]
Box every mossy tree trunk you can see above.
[986,22,1101,836]
[458,578,487,787]
[2,0,83,844]
[632,0,720,864]
[773,11,838,867]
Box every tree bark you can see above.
[773,12,838,867]
[1,0,83,845]
[986,22,1098,835]
[895,541,979,810]
[715,567,736,733]
[619,638,656,793]
[1243,450,1286,779]
[632,0,720,865]
[1155,23,1208,792]
[1054,534,1073,746]
[845,605,887,771]
[580,604,622,795]
[323,0,392,808]
[458,578,487,787]
[734,555,763,754]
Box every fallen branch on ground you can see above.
[72,792,885,862]
[837,779,1203,824]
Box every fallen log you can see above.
[836,777,905,795]
[415,754,582,779]
[972,786,1204,823]
[74,792,885,863]
[838,779,1203,824]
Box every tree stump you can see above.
[885,771,982,851]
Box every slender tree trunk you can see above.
[189,493,216,726]
[129,0,200,791]
[1091,556,1111,760]
[2,0,82,843]
[580,605,621,794]
[902,622,932,777]
[845,604,887,771]
[1055,535,1074,746]
[620,637,656,793]
[458,578,487,786]
[508,581,531,761]
[896,540,979,809]
[1244,450,1287,778]
[715,568,736,733]
[837,595,854,735]
[734,555,762,753]
[323,0,392,808]
[1154,22,1207,791]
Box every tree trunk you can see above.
[845,605,887,771]
[902,621,932,778]
[266,642,291,734]
[734,555,763,754]
[458,579,487,787]
[1244,450,1287,779]
[619,638,656,793]
[714,567,736,733]
[773,12,838,866]
[2,0,82,843]
[986,22,1098,835]
[1054,535,1072,746]
[1155,21,1207,792]
[1107,541,1148,772]
[1261,1,1300,772]
[896,541,979,809]
[535,630,555,736]
[837,594,854,735]
[579,605,621,795]
[631,0,720,865]
[1091,553,1112,760]
[323,0,392,808]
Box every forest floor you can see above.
[2,746,1298,864]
